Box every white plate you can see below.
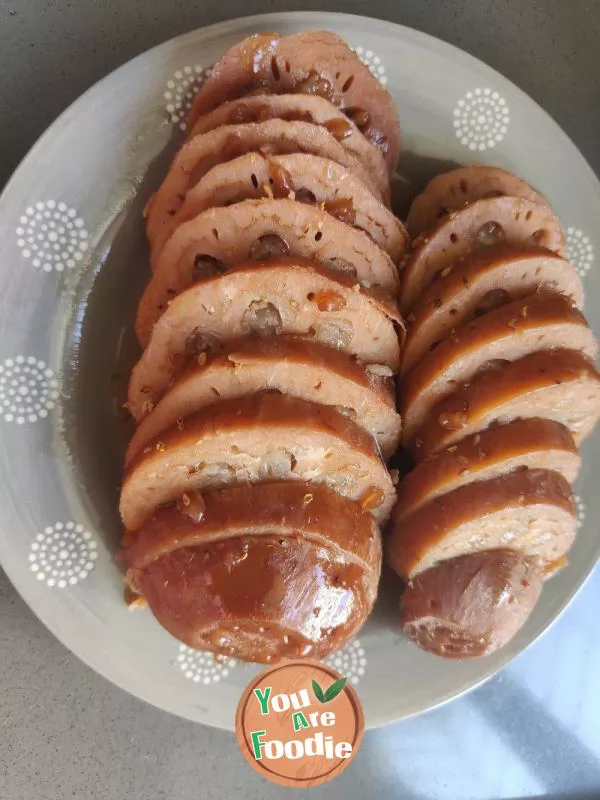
[0,12,598,730]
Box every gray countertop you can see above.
[1,2,600,799]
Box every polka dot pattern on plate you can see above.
[0,356,59,424]
[575,495,586,531]
[16,201,89,272]
[566,227,595,277]
[453,88,510,151]
[323,639,367,685]
[176,644,237,684]
[164,66,213,131]
[28,522,99,587]
[352,46,387,85]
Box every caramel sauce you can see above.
[138,535,366,662]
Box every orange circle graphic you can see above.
[235,659,365,788]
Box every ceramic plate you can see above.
[0,12,599,730]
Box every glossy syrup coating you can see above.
[123,482,381,663]
[400,549,544,659]
[136,535,370,663]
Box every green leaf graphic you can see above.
[312,679,325,703]
[323,677,347,702]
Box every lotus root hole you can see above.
[342,74,355,92]
[323,257,358,279]
[270,56,280,81]
[191,254,226,281]
[314,231,323,241]
[296,188,316,205]
[476,221,506,247]
[184,329,221,357]
[311,319,354,349]
[241,300,283,335]
[450,232,459,244]
[474,288,511,317]
[345,107,370,129]
[530,229,548,246]
[525,209,533,221]
[248,234,290,260]
[335,405,358,420]
[259,449,297,479]
[250,173,259,189]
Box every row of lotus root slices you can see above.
[388,165,600,659]
[119,31,408,663]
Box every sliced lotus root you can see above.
[122,483,381,663]
[187,30,401,170]
[401,293,597,443]
[401,244,583,376]
[405,165,550,237]
[151,151,407,267]
[388,468,575,579]
[121,393,396,530]
[395,418,580,521]
[188,92,389,196]
[138,198,401,345]
[146,118,386,253]
[130,260,403,416]
[412,349,600,460]
[125,336,400,460]
[400,196,566,312]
